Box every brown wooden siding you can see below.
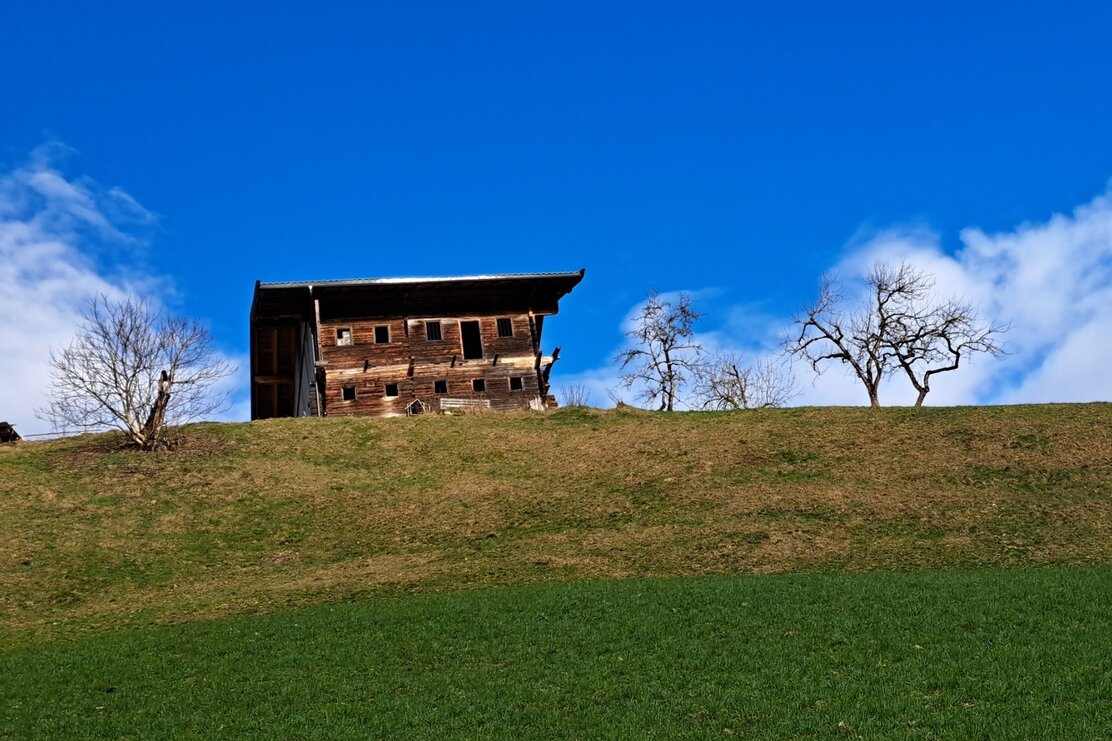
[318,313,543,416]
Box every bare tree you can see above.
[38,294,234,450]
[786,261,1005,407]
[560,383,591,408]
[787,272,887,407]
[616,288,703,411]
[695,353,797,410]
[887,301,1007,408]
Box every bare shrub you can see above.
[561,383,591,408]
[695,353,797,410]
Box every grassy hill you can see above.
[2,404,1112,737]
[2,404,1110,647]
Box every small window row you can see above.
[335,318,517,346]
[431,318,515,340]
[335,325,390,346]
[339,377,527,401]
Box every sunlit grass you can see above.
[1,404,1110,646]
[3,568,1110,738]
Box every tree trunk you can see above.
[139,371,172,450]
[914,388,928,408]
[664,353,675,412]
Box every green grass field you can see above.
[3,569,1110,738]
[2,405,1111,737]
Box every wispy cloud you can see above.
[0,144,244,436]
[560,184,1112,408]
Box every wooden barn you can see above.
[249,270,585,419]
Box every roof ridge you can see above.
[258,270,585,289]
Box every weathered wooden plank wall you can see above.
[318,313,546,416]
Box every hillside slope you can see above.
[2,404,1110,646]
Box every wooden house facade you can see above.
[249,270,585,419]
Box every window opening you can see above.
[336,327,353,346]
[434,379,448,394]
[426,321,442,341]
[461,320,483,359]
[472,378,486,393]
[497,317,513,337]
[374,325,390,344]
[385,383,399,398]
[342,386,356,401]
[509,376,524,391]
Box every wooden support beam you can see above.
[313,297,324,363]
[540,346,561,396]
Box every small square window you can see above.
[342,386,356,401]
[425,321,442,341]
[509,376,524,391]
[336,328,353,346]
[472,378,486,393]
[385,383,399,398]
[374,325,390,344]
[434,379,448,394]
[497,317,513,337]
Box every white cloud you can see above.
[563,184,1112,408]
[0,145,244,437]
[803,186,1112,406]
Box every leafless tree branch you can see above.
[694,352,798,410]
[37,294,235,449]
[615,288,704,412]
[784,261,1006,407]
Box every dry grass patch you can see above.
[2,404,1111,646]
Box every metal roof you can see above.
[258,270,585,290]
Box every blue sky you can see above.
[4,2,1112,429]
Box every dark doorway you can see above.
[461,320,483,359]
[253,324,298,418]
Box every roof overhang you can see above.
[252,269,586,322]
